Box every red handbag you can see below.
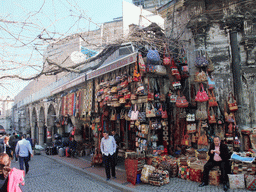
[161,104,168,119]
[208,90,218,107]
[208,107,217,124]
[195,83,209,102]
[176,92,189,108]
[163,45,171,66]
[228,92,238,112]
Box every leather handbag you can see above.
[147,49,160,64]
[208,90,218,107]
[195,83,209,102]
[228,92,238,112]
[208,107,217,124]
[130,105,139,121]
[206,52,214,72]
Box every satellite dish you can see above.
[70,51,87,64]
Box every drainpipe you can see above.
[229,29,243,125]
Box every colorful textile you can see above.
[228,174,245,189]
[245,175,256,191]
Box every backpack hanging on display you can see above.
[163,44,171,66]
[147,48,160,64]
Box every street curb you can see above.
[42,153,138,192]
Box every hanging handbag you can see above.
[180,65,189,79]
[197,121,208,146]
[207,75,215,90]
[195,83,209,102]
[119,97,126,104]
[110,109,117,121]
[138,53,146,72]
[168,90,177,103]
[147,64,156,73]
[161,104,168,119]
[208,107,217,124]
[194,70,207,82]
[131,104,139,121]
[195,51,208,68]
[228,92,238,112]
[147,48,160,64]
[176,92,189,108]
[133,61,141,82]
[155,65,167,75]
[163,44,171,66]
[208,90,218,107]
[187,123,196,134]
[206,52,214,72]
[196,102,208,120]
[179,108,187,119]
[186,113,195,122]
[146,103,156,118]
[120,109,125,119]
[172,81,182,90]
[138,109,146,122]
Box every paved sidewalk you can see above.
[43,153,250,192]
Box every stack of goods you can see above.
[232,161,256,175]
[209,167,221,186]
[148,169,169,186]
[125,152,146,185]
[141,165,155,184]
[189,164,203,183]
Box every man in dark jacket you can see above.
[67,136,77,157]
[199,136,231,191]
[111,130,121,166]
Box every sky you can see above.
[0,0,133,98]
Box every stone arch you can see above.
[31,107,38,144]
[47,104,56,142]
[38,106,45,145]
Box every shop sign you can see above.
[86,52,137,80]
[51,75,85,95]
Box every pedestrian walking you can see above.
[1,136,12,159]
[15,134,33,174]
[13,135,20,162]
[100,131,116,181]
[26,134,33,161]
[0,153,25,191]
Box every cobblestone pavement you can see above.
[10,154,251,192]
[10,155,121,192]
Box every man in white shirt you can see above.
[100,131,116,181]
[15,134,33,174]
